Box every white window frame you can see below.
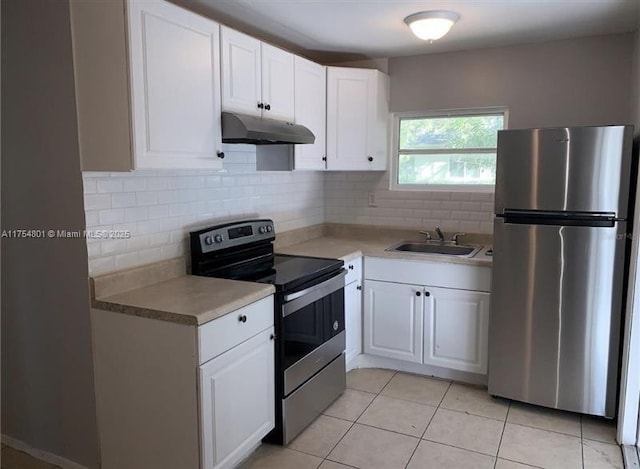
[390,107,509,192]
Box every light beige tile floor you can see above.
[241,368,624,469]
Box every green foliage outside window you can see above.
[397,113,504,186]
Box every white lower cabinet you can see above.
[423,286,490,374]
[364,280,424,363]
[362,257,491,375]
[91,295,275,469]
[200,328,274,469]
[345,279,362,364]
[344,257,363,365]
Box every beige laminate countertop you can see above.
[93,275,275,326]
[276,235,493,267]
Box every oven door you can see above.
[282,269,346,396]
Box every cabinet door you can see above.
[261,43,295,121]
[200,328,275,469]
[127,0,223,169]
[345,280,363,364]
[370,72,389,171]
[364,280,423,363]
[326,67,375,170]
[423,287,490,374]
[294,56,326,170]
[220,26,262,117]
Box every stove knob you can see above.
[214,234,223,243]
[204,236,213,245]
[258,226,266,234]
[266,225,273,232]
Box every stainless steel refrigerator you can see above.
[488,125,634,418]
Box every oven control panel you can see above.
[193,219,275,254]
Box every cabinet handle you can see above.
[257,102,264,109]
[348,264,354,270]
[425,291,430,297]
[415,291,421,297]
[270,333,276,341]
[217,151,225,159]
[322,156,327,161]
[367,156,373,162]
[356,285,362,291]
[265,103,271,111]
[238,315,247,323]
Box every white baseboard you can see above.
[622,445,640,468]
[347,353,488,386]
[1,434,89,469]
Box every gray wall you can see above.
[2,0,99,467]
[389,33,635,129]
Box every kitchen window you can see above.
[391,108,508,192]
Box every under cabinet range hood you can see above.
[221,112,315,145]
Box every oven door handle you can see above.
[283,269,347,316]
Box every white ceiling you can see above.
[185,0,640,61]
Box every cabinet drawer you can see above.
[198,296,274,365]
[344,257,362,285]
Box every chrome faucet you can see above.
[418,230,432,241]
[435,225,445,243]
[452,232,467,245]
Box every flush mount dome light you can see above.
[404,10,460,41]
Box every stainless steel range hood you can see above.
[221,112,315,145]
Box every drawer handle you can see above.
[238,315,247,323]
[348,264,354,270]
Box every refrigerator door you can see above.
[488,217,627,417]
[494,125,633,218]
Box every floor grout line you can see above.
[505,420,582,439]
[494,400,512,468]
[302,369,614,469]
[320,370,396,467]
[420,436,501,459]
[435,404,509,423]
[403,379,454,469]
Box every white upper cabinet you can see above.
[220,27,262,117]
[71,0,224,170]
[326,67,390,171]
[294,56,327,170]
[261,43,295,121]
[220,26,295,121]
[127,0,223,169]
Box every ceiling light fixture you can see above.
[404,10,460,41]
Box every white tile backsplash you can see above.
[83,150,494,274]
[324,172,494,235]
[83,146,325,274]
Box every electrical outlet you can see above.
[368,192,377,207]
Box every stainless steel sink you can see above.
[386,240,483,258]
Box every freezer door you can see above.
[494,126,633,217]
[488,217,627,417]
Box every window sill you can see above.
[390,183,495,193]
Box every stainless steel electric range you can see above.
[190,219,347,444]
